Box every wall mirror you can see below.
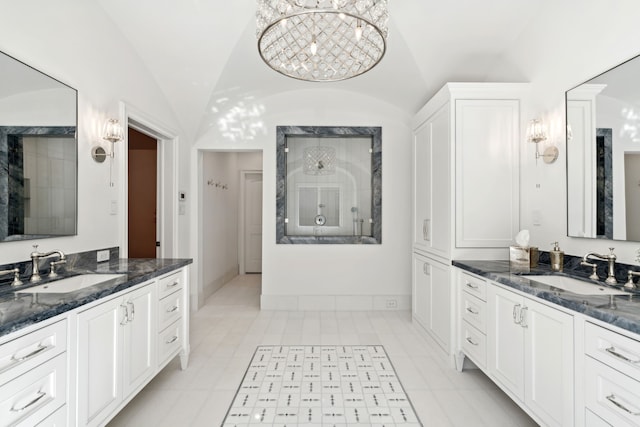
[566,53,640,241]
[276,126,381,244]
[0,50,77,242]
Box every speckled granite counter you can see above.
[452,260,640,336]
[0,257,192,338]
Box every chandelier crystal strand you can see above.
[256,0,388,82]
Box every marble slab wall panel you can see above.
[276,126,382,244]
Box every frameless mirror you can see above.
[566,54,640,241]
[276,126,382,244]
[0,51,77,242]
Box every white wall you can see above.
[193,89,412,310]
[0,0,187,263]
[487,0,640,263]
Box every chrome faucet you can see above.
[0,267,22,287]
[30,245,66,282]
[581,248,618,285]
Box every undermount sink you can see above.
[526,275,630,296]
[16,274,125,294]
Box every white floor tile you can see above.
[107,274,537,427]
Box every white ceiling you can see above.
[96,0,542,141]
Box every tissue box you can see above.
[510,246,539,271]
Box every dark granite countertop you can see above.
[452,260,640,336]
[0,257,192,338]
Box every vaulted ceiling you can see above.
[96,0,543,141]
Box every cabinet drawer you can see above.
[158,321,181,367]
[461,320,486,369]
[0,320,67,385]
[158,289,183,331]
[585,321,640,380]
[585,409,612,427]
[158,270,183,299]
[0,352,66,427]
[460,272,486,301]
[36,404,67,426]
[461,292,486,333]
[585,356,640,427]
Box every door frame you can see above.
[239,170,263,274]
[118,102,179,259]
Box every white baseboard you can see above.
[260,294,411,311]
[202,266,238,303]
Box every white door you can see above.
[244,172,263,273]
[524,298,574,427]
[122,283,156,398]
[487,285,525,400]
[77,298,123,427]
[412,253,431,329]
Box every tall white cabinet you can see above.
[411,83,529,357]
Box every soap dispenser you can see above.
[550,242,564,272]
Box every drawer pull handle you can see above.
[167,305,179,313]
[465,337,478,346]
[128,301,135,322]
[465,282,478,290]
[12,344,48,363]
[167,281,179,288]
[11,391,46,413]
[606,394,640,416]
[605,346,640,364]
[166,335,179,344]
[466,307,479,315]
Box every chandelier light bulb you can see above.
[310,39,318,55]
[355,21,363,41]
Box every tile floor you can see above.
[107,275,538,427]
[223,345,421,426]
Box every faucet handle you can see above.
[609,247,615,253]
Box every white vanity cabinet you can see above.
[75,281,156,427]
[487,283,574,427]
[0,319,68,426]
[156,270,186,369]
[412,252,451,353]
[583,321,640,426]
[412,83,527,261]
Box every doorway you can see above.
[241,171,263,273]
[199,151,263,301]
[128,128,159,258]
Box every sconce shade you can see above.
[103,118,123,143]
[527,119,547,144]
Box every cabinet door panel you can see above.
[77,299,123,427]
[123,284,156,398]
[413,122,431,251]
[412,254,431,329]
[430,259,451,352]
[487,285,524,400]
[455,99,519,247]
[429,105,450,257]
[524,299,574,427]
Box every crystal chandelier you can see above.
[256,0,389,82]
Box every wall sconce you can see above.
[527,118,558,164]
[92,118,123,163]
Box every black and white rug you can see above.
[223,345,422,426]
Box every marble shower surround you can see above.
[223,345,422,426]
[276,126,382,244]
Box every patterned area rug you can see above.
[223,345,422,426]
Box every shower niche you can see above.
[276,126,381,244]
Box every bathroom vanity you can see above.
[0,255,191,427]
[453,261,640,427]
[411,82,529,355]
